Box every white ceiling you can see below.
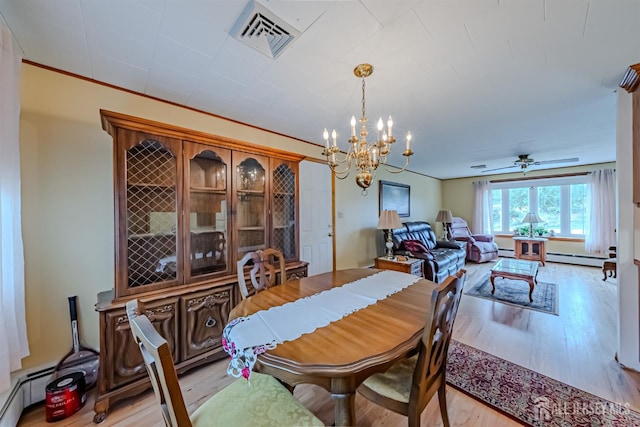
[1,0,636,179]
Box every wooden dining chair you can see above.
[357,269,467,427]
[236,248,286,300]
[125,299,323,427]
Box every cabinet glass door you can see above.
[234,154,268,259]
[184,142,231,281]
[271,161,297,260]
[532,242,541,255]
[123,137,180,291]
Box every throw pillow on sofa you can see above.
[401,239,430,254]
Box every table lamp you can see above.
[521,212,542,237]
[435,209,453,240]
[377,210,403,259]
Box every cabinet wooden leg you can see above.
[93,411,107,424]
[93,397,110,424]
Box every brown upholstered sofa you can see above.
[387,221,466,283]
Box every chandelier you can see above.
[323,63,414,195]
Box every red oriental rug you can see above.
[447,340,640,426]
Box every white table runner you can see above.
[223,270,421,379]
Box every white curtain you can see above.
[0,21,29,394]
[585,169,616,254]
[472,180,492,234]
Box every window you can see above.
[491,176,588,237]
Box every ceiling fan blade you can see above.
[534,157,579,165]
[482,165,518,173]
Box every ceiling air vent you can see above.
[231,1,301,59]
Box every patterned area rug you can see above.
[447,340,640,426]
[465,275,558,315]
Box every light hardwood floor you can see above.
[19,261,639,426]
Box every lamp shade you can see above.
[521,212,542,224]
[377,210,403,230]
[435,210,453,223]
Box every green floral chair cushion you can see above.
[190,372,324,427]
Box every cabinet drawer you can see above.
[410,262,423,276]
[180,285,233,362]
[104,297,179,389]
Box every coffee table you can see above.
[490,258,539,302]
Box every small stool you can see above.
[602,258,617,280]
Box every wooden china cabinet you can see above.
[93,111,307,423]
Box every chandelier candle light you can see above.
[323,64,414,195]
[521,212,542,238]
[377,209,403,259]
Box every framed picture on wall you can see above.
[379,181,410,217]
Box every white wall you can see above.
[334,170,442,269]
[616,89,640,370]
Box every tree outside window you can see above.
[491,189,502,232]
[508,188,529,232]
[538,186,560,233]
[571,184,587,235]
[490,177,588,237]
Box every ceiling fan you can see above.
[482,154,579,173]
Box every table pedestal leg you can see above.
[490,275,496,295]
[332,392,355,426]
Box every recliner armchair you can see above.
[447,217,498,263]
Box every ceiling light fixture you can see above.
[322,64,414,195]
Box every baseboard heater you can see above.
[0,365,55,427]
[498,249,606,267]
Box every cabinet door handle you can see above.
[205,316,217,328]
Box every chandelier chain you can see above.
[322,63,414,194]
[361,76,366,122]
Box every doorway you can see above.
[299,160,333,275]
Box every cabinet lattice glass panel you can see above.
[272,162,297,259]
[126,139,178,288]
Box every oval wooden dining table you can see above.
[228,268,436,426]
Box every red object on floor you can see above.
[45,372,86,422]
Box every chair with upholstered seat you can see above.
[357,269,466,427]
[237,248,286,299]
[447,217,498,263]
[125,299,323,427]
